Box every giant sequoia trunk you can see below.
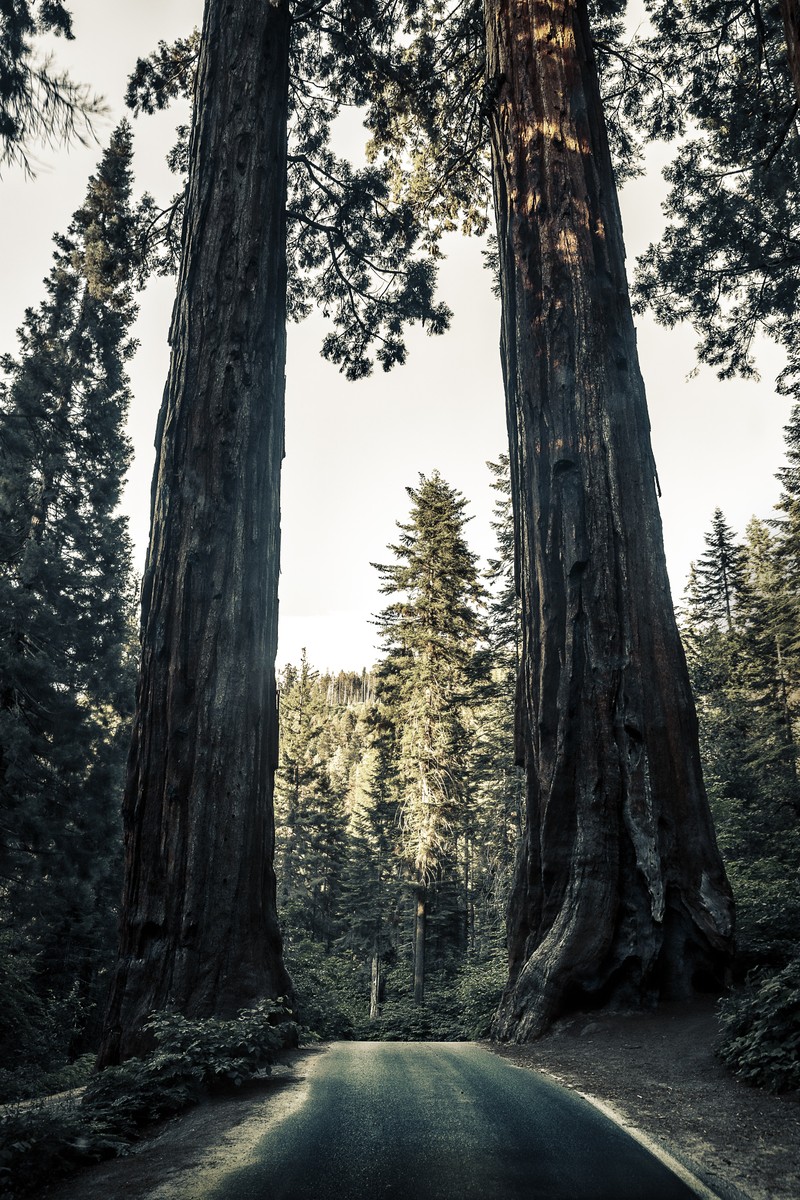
[484,0,735,1041]
[98,0,292,1065]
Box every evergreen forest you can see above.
[3,428,800,1082]
[273,448,800,1049]
[1,0,799,1193]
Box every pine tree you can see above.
[274,653,347,948]
[680,510,800,971]
[740,519,800,805]
[469,456,523,950]
[485,455,519,684]
[275,657,392,1027]
[373,472,484,1004]
[0,123,138,1058]
[687,509,748,631]
[338,707,402,1021]
[774,404,800,607]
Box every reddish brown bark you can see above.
[98,0,292,1065]
[484,0,734,1040]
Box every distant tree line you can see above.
[272,443,800,1041]
[679,423,800,974]
[273,465,523,1039]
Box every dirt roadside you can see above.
[37,1006,800,1200]
[488,999,800,1200]
[40,1049,326,1200]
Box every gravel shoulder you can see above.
[487,999,800,1200]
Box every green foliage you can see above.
[374,471,484,886]
[125,11,452,379]
[275,653,351,949]
[0,1001,296,1200]
[717,961,800,1093]
[0,1103,109,1200]
[473,457,524,928]
[85,1000,292,1120]
[723,857,800,971]
[0,945,92,1102]
[0,125,139,1065]
[681,491,800,988]
[685,509,748,631]
[363,990,451,1041]
[0,0,103,175]
[373,471,488,1004]
[450,950,508,1039]
[358,950,506,1041]
[273,463,519,1034]
[284,938,362,1041]
[630,0,800,396]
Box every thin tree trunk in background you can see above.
[98,0,292,1065]
[484,0,734,1041]
[462,833,471,950]
[413,883,426,1005]
[774,640,800,798]
[370,952,382,1021]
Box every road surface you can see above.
[202,1041,708,1200]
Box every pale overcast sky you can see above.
[1,0,793,671]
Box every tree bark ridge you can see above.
[98,0,293,1065]
[484,0,734,1041]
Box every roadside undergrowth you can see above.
[0,999,297,1200]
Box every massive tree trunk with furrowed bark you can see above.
[484,0,735,1041]
[98,0,292,1065]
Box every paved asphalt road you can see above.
[204,1042,706,1200]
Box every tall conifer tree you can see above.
[0,123,138,1050]
[680,506,800,969]
[374,472,483,1003]
[686,508,748,631]
[274,653,347,946]
[338,708,402,1021]
[471,456,523,942]
[774,404,800,597]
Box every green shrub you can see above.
[724,856,800,972]
[717,959,800,1093]
[0,1102,115,1200]
[0,999,297,1200]
[83,999,293,1134]
[0,941,93,1102]
[282,939,506,1044]
[360,989,451,1041]
[450,952,507,1039]
[0,1054,96,1108]
[285,938,363,1039]
[355,951,506,1041]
